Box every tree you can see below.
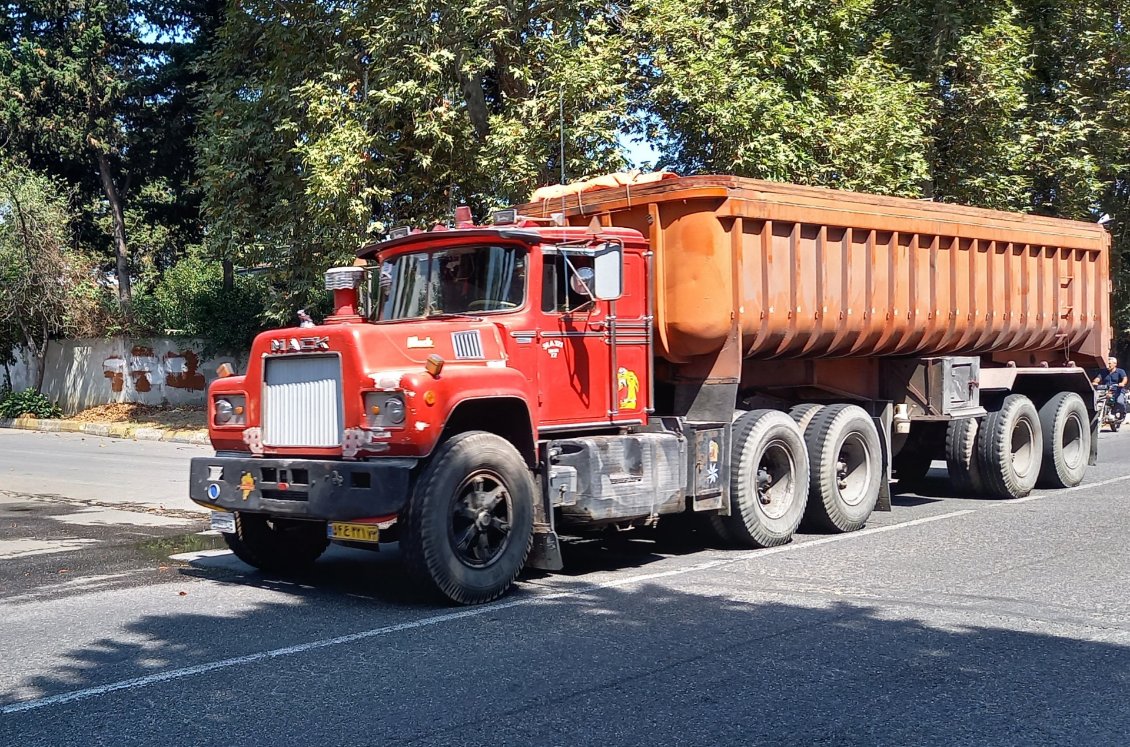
[0,162,106,391]
[0,0,225,317]
[197,0,630,319]
[628,0,932,196]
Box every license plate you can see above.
[327,522,380,543]
[210,511,236,534]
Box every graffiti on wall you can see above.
[102,347,208,394]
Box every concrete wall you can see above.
[31,338,244,415]
[2,347,39,393]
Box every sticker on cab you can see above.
[239,472,255,500]
[618,367,640,410]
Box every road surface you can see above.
[0,428,1128,745]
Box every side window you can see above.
[541,253,594,313]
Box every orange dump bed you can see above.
[518,175,1112,366]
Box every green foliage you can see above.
[0,0,222,312]
[630,0,932,195]
[3,0,1130,353]
[133,251,270,355]
[0,388,63,419]
[197,0,630,318]
[0,162,110,372]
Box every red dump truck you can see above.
[190,174,1111,604]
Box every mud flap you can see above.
[529,444,564,571]
[527,526,563,571]
[872,402,893,512]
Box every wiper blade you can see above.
[426,312,484,321]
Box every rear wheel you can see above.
[977,394,1043,498]
[803,404,882,532]
[401,432,534,605]
[789,403,825,433]
[709,409,809,548]
[1037,392,1090,488]
[945,418,985,496]
[224,513,329,572]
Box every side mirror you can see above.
[592,242,623,301]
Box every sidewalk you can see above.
[0,416,209,445]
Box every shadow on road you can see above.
[2,570,1127,745]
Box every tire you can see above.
[945,418,985,496]
[401,431,534,605]
[789,403,825,434]
[976,394,1043,498]
[223,513,329,572]
[708,409,809,548]
[1037,392,1090,488]
[803,404,882,532]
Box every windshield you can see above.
[372,244,526,321]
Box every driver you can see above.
[442,254,481,312]
[1093,356,1128,421]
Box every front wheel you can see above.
[401,432,534,605]
[223,513,329,573]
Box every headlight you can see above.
[364,392,406,428]
[213,396,246,426]
[384,397,405,424]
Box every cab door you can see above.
[535,247,649,428]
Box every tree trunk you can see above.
[16,317,46,393]
[222,258,234,291]
[454,51,491,140]
[96,151,132,314]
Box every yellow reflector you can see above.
[371,404,381,415]
[234,405,244,416]
[423,391,436,406]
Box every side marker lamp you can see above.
[425,354,445,378]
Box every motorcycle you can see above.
[1095,384,1124,432]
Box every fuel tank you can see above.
[518,175,1111,366]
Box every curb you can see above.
[0,417,209,445]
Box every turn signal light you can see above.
[423,391,437,406]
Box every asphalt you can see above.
[0,429,1127,745]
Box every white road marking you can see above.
[992,473,1130,505]
[0,509,973,715]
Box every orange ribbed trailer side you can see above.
[520,175,1111,368]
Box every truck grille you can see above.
[262,355,343,447]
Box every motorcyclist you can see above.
[1093,356,1128,421]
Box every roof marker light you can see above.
[492,209,518,225]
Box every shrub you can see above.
[134,250,270,355]
[0,389,63,419]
